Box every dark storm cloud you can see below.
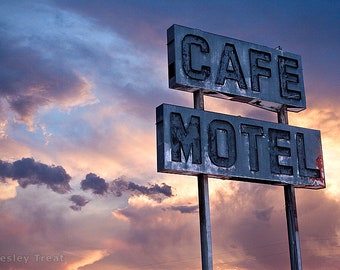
[128,181,172,197]
[0,160,12,180]
[69,194,90,211]
[130,182,173,203]
[82,174,173,201]
[109,177,173,202]
[169,205,198,214]
[81,173,108,195]
[109,177,129,197]
[0,158,71,194]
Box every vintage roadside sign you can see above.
[161,24,326,270]
[167,24,306,112]
[157,104,325,189]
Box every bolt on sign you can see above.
[167,24,306,112]
[156,104,325,189]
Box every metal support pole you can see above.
[278,105,302,270]
[194,90,213,270]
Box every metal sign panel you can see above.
[156,104,325,189]
[167,25,306,112]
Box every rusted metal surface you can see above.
[156,104,325,188]
[167,24,306,112]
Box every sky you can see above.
[0,0,339,269]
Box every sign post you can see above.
[194,90,213,270]
[278,105,302,270]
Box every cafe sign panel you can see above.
[167,24,306,112]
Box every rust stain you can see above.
[310,155,325,187]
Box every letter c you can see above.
[182,35,211,81]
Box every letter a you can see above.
[216,43,247,89]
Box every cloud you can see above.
[109,202,202,269]
[0,160,173,211]
[108,177,129,197]
[66,249,109,270]
[0,180,19,200]
[108,180,340,269]
[112,177,174,202]
[206,182,340,270]
[0,158,71,194]
[0,1,98,127]
[0,160,13,179]
[168,205,199,214]
[254,207,274,222]
[0,40,93,120]
[80,173,108,195]
[69,195,90,211]
[124,181,173,202]
[81,174,173,202]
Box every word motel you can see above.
[157,104,325,188]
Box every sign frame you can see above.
[167,24,306,112]
[157,103,325,189]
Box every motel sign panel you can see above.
[157,104,325,189]
[167,25,306,112]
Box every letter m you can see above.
[170,112,201,164]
